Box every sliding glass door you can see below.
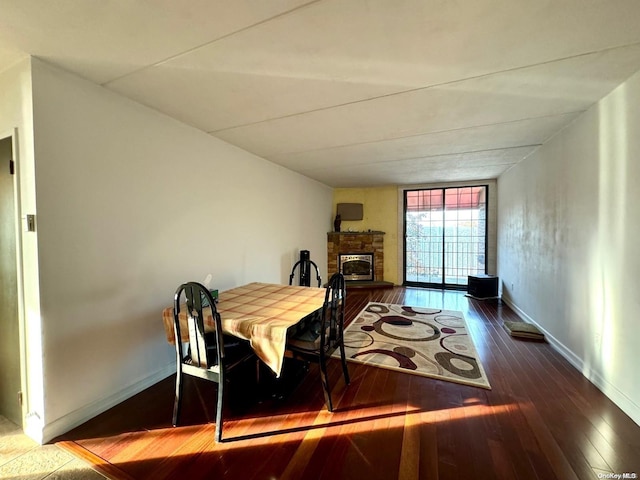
[404,186,487,289]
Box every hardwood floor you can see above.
[55,287,640,479]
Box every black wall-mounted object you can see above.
[336,203,363,221]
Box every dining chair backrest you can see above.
[172,281,254,443]
[289,250,322,287]
[285,272,350,412]
[174,282,224,370]
[319,272,346,355]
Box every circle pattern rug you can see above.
[335,302,491,389]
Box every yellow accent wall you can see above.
[333,187,399,284]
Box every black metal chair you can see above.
[289,250,322,287]
[285,273,350,411]
[172,282,254,443]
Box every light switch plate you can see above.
[26,214,36,232]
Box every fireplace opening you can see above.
[339,253,374,281]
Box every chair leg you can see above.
[172,369,183,426]
[339,342,350,385]
[319,358,333,412]
[214,379,225,443]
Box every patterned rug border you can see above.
[336,302,491,390]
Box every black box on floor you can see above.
[467,274,499,298]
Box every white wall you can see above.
[29,58,332,442]
[498,69,640,426]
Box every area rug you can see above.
[336,302,491,389]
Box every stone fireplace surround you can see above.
[327,231,385,281]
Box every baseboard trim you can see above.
[500,294,583,370]
[40,362,176,444]
[501,294,640,427]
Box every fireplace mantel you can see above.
[328,230,385,235]
[327,231,385,281]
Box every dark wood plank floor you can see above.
[55,287,640,480]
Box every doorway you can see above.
[0,135,21,425]
[404,185,488,289]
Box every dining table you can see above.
[162,282,326,377]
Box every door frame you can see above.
[402,185,489,289]
[396,181,498,290]
[1,128,28,426]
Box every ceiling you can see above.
[2,0,640,188]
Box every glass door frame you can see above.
[402,184,489,290]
